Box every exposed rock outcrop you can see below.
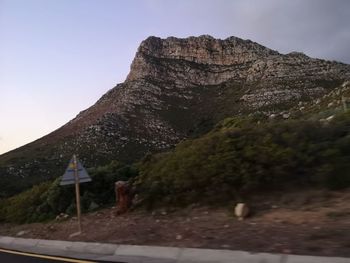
[1,35,349,197]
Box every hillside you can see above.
[1,35,350,197]
[1,110,349,223]
[136,112,350,208]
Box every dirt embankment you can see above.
[1,190,350,257]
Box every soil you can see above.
[1,189,350,257]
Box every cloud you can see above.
[230,0,350,63]
[143,0,350,63]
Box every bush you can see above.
[0,182,51,223]
[136,112,350,207]
[0,161,138,223]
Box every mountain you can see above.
[1,35,350,197]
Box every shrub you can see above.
[0,182,51,223]
[136,113,350,207]
[0,161,138,223]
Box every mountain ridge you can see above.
[1,35,350,197]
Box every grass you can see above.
[326,211,350,219]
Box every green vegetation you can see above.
[1,112,350,223]
[0,182,52,223]
[136,112,350,207]
[326,211,350,219]
[0,161,137,223]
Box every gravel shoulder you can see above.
[1,190,350,257]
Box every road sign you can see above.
[60,154,91,234]
[342,96,350,111]
[60,157,92,185]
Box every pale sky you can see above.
[0,0,349,154]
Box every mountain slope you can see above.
[1,35,350,197]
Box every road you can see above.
[0,248,117,263]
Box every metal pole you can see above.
[73,154,82,233]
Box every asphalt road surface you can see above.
[0,249,118,263]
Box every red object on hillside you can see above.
[115,181,132,214]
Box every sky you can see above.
[0,0,349,155]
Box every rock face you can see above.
[1,35,350,197]
[127,35,279,85]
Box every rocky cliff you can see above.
[1,35,350,197]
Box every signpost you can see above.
[342,96,350,111]
[60,154,91,235]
